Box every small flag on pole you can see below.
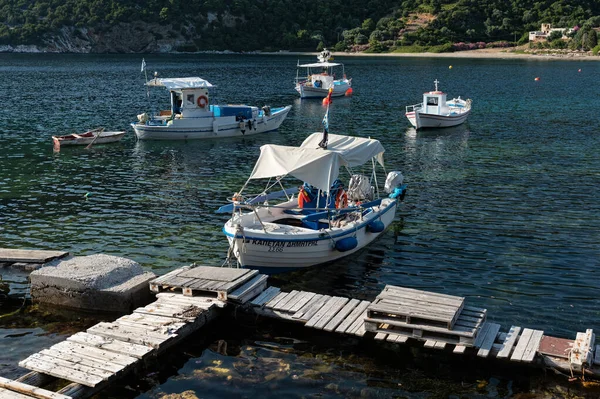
[141,58,146,72]
[322,109,329,133]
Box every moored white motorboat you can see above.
[220,132,407,272]
[131,76,291,140]
[295,49,352,99]
[405,80,472,129]
[52,128,126,151]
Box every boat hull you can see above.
[131,106,291,140]
[295,82,351,99]
[52,131,126,146]
[223,198,398,270]
[406,109,470,129]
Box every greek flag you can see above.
[141,58,146,72]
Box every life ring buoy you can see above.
[197,95,208,108]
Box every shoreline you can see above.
[278,48,600,61]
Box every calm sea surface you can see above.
[1,53,600,397]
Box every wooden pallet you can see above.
[251,289,371,337]
[18,294,223,389]
[367,285,465,330]
[0,248,69,264]
[149,265,261,301]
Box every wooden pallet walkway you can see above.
[247,283,599,378]
[2,266,599,397]
[0,248,69,264]
[1,266,265,399]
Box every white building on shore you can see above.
[529,23,573,42]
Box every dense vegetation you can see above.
[1,0,599,52]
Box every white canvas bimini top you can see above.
[249,133,385,192]
[146,77,214,89]
[298,62,342,68]
[301,133,385,168]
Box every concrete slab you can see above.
[30,254,156,312]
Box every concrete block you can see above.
[30,254,156,312]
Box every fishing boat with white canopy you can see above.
[131,76,291,140]
[220,132,407,271]
[295,49,352,99]
[405,79,472,129]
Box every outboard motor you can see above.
[385,171,406,200]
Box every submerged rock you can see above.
[30,254,155,312]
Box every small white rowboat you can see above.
[52,128,126,150]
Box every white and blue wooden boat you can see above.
[405,79,472,129]
[131,77,291,140]
[220,132,407,271]
[295,49,352,99]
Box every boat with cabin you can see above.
[295,49,352,99]
[405,80,472,129]
[131,77,292,140]
[219,131,407,271]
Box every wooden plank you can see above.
[176,266,251,281]
[0,248,68,263]
[25,353,115,381]
[380,285,464,306]
[250,286,281,307]
[324,299,360,332]
[434,341,447,350]
[521,330,544,363]
[453,345,467,354]
[0,377,72,399]
[310,297,350,330]
[335,300,371,334]
[155,292,223,307]
[497,326,521,359]
[476,323,501,358]
[39,348,123,374]
[364,316,476,338]
[294,295,331,322]
[302,296,335,326]
[347,309,369,336]
[0,387,36,399]
[118,313,186,328]
[570,329,595,370]
[87,323,171,348]
[51,341,137,367]
[285,292,316,313]
[511,328,534,362]
[374,333,388,341]
[291,294,324,320]
[220,270,259,291]
[424,340,436,348]
[271,290,301,311]
[228,274,268,304]
[264,292,289,309]
[19,355,104,387]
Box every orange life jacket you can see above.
[298,187,310,208]
[335,189,348,209]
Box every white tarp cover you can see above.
[298,62,342,68]
[146,77,213,89]
[301,133,385,168]
[249,145,347,193]
[248,133,385,192]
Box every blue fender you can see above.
[335,236,358,252]
[367,220,385,233]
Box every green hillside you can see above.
[1,0,599,52]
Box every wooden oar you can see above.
[85,127,104,149]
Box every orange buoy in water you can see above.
[534,77,540,81]
[322,97,331,105]
[345,87,353,96]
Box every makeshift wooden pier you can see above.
[1,265,599,398]
[0,248,69,269]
